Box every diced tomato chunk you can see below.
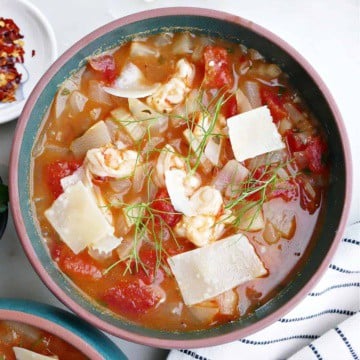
[103,280,161,314]
[52,243,102,281]
[88,54,117,83]
[203,46,233,89]
[132,248,164,285]
[261,88,288,122]
[304,136,327,174]
[222,94,238,118]
[151,188,181,227]
[268,180,298,202]
[286,130,307,152]
[45,160,81,199]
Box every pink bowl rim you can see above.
[0,309,103,358]
[9,7,352,349]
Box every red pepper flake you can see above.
[31,49,36,57]
[0,17,25,102]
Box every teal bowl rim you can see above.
[9,7,352,349]
[0,298,126,359]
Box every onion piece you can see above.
[55,68,84,118]
[204,136,222,166]
[153,32,174,47]
[128,98,168,133]
[109,178,132,193]
[278,117,293,135]
[68,90,88,114]
[284,103,305,123]
[216,290,238,315]
[263,199,296,239]
[111,107,146,141]
[70,120,111,157]
[243,81,262,108]
[103,62,160,99]
[130,42,160,58]
[263,220,281,244]
[213,159,249,193]
[189,302,219,323]
[183,128,213,174]
[237,204,265,232]
[172,32,193,55]
[88,80,113,105]
[235,88,252,113]
[133,163,151,193]
[246,150,287,170]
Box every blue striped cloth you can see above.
[168,222,360,360]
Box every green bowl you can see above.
[10,7,352,348]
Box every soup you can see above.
[0,320,88,359]
[32,32,329,331]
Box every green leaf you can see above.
[0,183,9,213]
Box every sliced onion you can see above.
[183,129,213,174]
[70,120,111,157]
[192,36,214,62]
[248,48,264,60]
[189,302,219,323]
[237,204,265,232]
[263,220,280,244]
[216,290,238,315]
[153,32,174,47]
[276,167,289,181]
[247,150,287,170]
[133,163,150,193]
[213,159,249,193]
[204,136,222,166]
[109,178,132,193]
[172,32,193,55]
[68,90,88,114]
[235,88,252,114]
[130,42,159,58]
[88,80,112,105]
[103,84,160,99]
[55,68,84,118]
[251,63,281,79]
[103,62,160,99]
[263,199,296,239]
[278,118,293,135]
[128,98,168,133]
[243,81,261,108]
[284,103,305,123]
[142,137,163,156]
[111,107,146,141]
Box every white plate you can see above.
[0,0,57,124]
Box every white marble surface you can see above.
[0,0,359,359]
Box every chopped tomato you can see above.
[222,94,238,118]
[52,243,102,281]
[88,54,117,83]
[286,130,307,152]
[45,160,81,199]
[151,188,181,227]
[268,180,298,202]
[133,248,164,285]
[261,88,288,122]
[304,136,327,174]
[103,280,161,314]
[203,46,233,89]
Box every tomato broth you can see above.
[0,321,88,359]
[32,32,329,331]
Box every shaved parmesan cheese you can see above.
[89,233,123,255]
[165,169,195,217]
[60,166,85,191]
[45,182,114,254]
[13,347,58,360]
[227,105,285,162]
[168,234,267,305]
[70,120,111,157]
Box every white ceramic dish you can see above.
[0,0,57,124]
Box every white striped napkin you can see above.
[168,222,360,360]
